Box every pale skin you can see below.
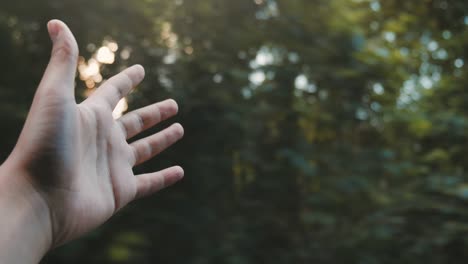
[0,20,184,263]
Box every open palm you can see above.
[6,20,184,247]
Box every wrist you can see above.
[0,161,53,263]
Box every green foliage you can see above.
[2,0,468,263]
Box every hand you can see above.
[0,19,184,254]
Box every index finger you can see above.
[90,65,145,110]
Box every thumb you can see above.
[38,20,79,99]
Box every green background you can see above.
[2,0,468,263]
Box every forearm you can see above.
[0,162,52,263]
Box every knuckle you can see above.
[127,144,137,165]
[52,38,78,60]
[131,146,139,165]
[151,106,162,123]
[111,83,125,100]
[122,72,134,88]
[134,113,145,130]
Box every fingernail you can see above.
[47,20,60,41]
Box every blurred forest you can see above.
[2,0,468,263]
